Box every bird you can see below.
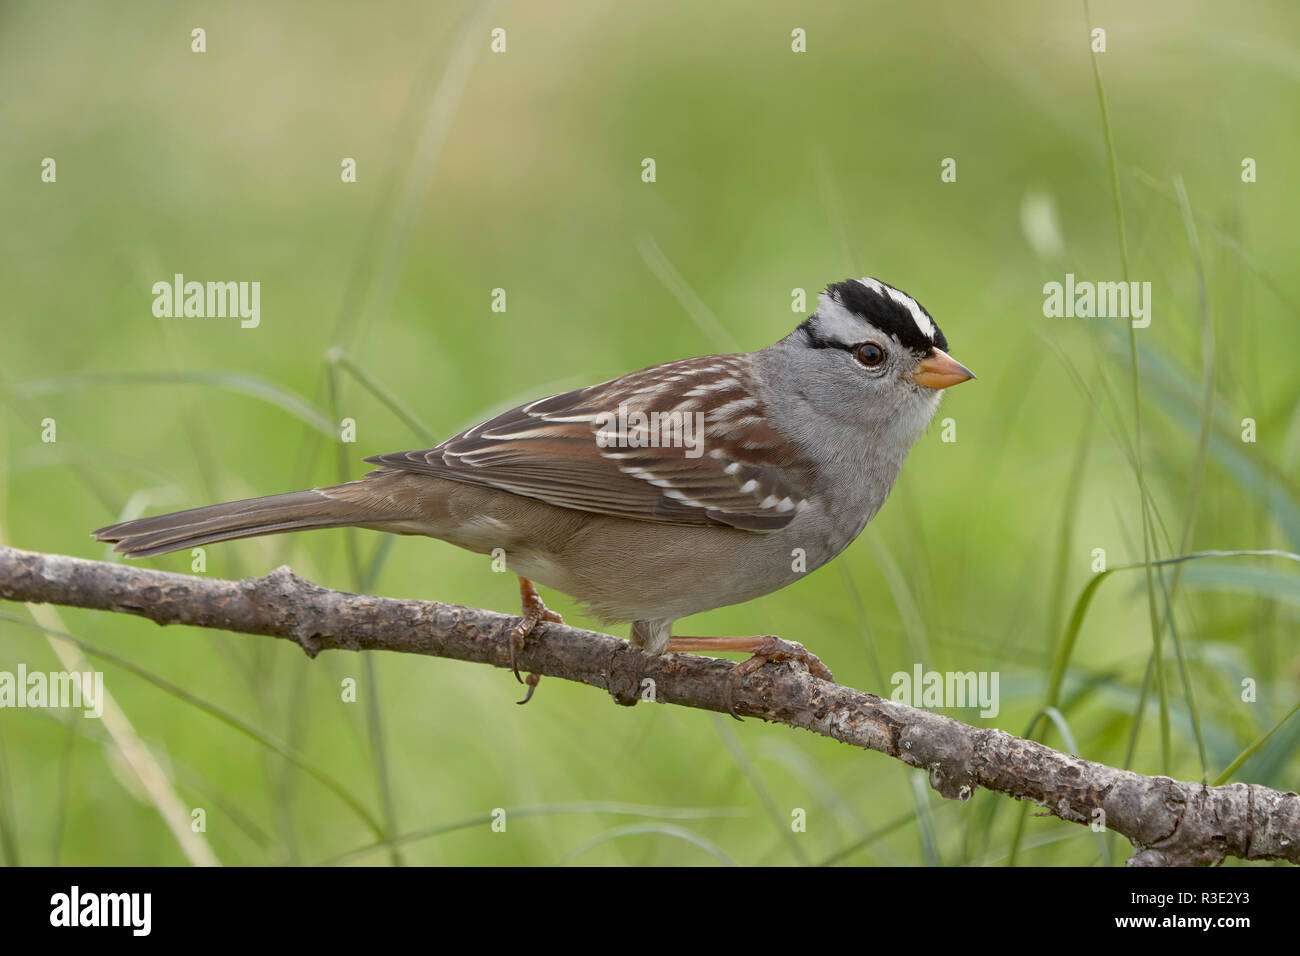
[94,277,974,714]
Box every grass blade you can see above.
[1086,0,1169,770]
[563,822,739,866]
[14,371,335,437]
[0,611,384,841]
[320,802,745,866]
[1213,698,1300,785]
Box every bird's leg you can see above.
[665,635,834,720]
[509,576,563,703]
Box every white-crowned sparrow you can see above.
[95,277,974,712]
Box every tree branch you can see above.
[1,544,1295,866]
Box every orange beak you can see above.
[910,348,976,389]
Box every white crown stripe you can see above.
[882,285,937,342]
[842,277,936,344]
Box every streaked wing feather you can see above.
[364,355,811,531]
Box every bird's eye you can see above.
[855,342,886,367]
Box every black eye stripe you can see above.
[801,325,921,362]
[799,324,847,351]
[801,325,883,356]
[799,324,935,375]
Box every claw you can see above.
[517,672,541,705]
[508,620,529,684]
[508,577,563,699]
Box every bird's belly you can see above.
[523,512,841,624]
[385,478,867,625]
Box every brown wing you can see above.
[364,354,813,531]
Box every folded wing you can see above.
[365,354,812,531]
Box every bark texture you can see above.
[1,544,1295,866]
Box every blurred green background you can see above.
[2,0,1298,866]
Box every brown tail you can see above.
[93,477,419,558]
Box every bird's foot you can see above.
[725,636,833,718]
[665,634,833,720]
[510,576,563,703]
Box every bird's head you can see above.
[766,277,975,452]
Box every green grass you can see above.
[1,0,1298,865]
